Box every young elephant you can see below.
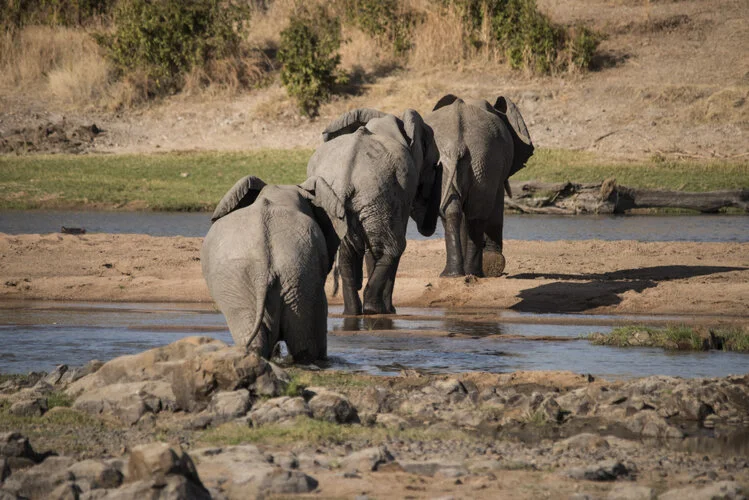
[425,95,534,277]
[201,175,348,363]
[308,108,442,315]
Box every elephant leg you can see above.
[382,254,400,314]
[362,254,399,315]
[440,202,465,277]
[464,219,487,277]
[281,290,327,363]
[364,250,375,279]
[339,238,364,315]
[226,281,281,359]
[483,194,506,277]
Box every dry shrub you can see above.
[183,51,271,96]
[339,26,398,74]
[246,0,298,49]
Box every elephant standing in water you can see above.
[308,108,442,315]
[201,175,348,363]
[425,94,534,277]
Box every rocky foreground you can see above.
[1,337,748,499]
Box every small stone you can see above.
[258,469,318,495]
[340,446,394,473]
[309,392,358,423]
[208,389,251,420]
[68,459,123,489]
[659,481,745,500]
[607,484,656,499]
[9,398,48,417]
[126,443,202,485]
[566,460,629,481]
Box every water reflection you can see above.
[0,301,747,379]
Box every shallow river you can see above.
[1,301,745,379]
[1,210,748,242]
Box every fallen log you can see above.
[506,179,749,214]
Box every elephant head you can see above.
[321,108,442,237]
[210,174,348,272]
[433,94,534,178]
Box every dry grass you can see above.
[0,25,110,106]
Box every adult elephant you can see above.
[308,108,442,315]
[201,175,348,363]
[425,94,534,277]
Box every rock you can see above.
[208,390,251,420]
[59,360,103,387]
[0,433,41,466]
[350,386,391,414]
[0,458,9,483]
[126,443,202,487]
[399,461,468,478]
[9,398,48,417]
[375,413,407,430]
[258,470,318,495]
[253,372,283,397]
[43,365,69,386]
[566,460,629,481]
[248,397,311,426]
[624,411,684,438]
[73,381,174,425]
[68,459,123,489]
[553,433,610,454]
[2,456,76,499]
[340,446,394,473]
[607,484,656,499]
[191,445,274,498]
[93,475,210,500]
[48,482,80,500]
[659,481,746,500]
[308,392,358,423]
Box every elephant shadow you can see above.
[508,265,746,314]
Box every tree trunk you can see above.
[505,179,749,214]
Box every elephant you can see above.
[307,108,442,315]
[424,94,534,277]
[201,175,348,363]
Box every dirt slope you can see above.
[0,0,747,160]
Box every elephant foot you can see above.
[482,250,506,277]
[440,266,465,278]
[343,304,363,316]
[362,299,390,315]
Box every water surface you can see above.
[1,301,746,379]
[1,210,747,242]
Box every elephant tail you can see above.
[331,250,340,296]
[244,274,272,351]
[504,179,513,199]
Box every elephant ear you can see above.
[322,108,388,142]
[298,176,347,239]
[401,109,428,175]
[493,96,534,176]
[432,94,461,111]
[211,175,266,222]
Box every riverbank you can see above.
[1,233,747,318]
[1,344,748,499]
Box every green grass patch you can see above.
[588,325,749,352]
[516,149,749,192]
[0,148,746,211]
[0,149,311,211]
[47,391,74,409]
[200,415,473,447]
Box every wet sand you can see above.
[0,233,747,319]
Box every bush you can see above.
[441,0,601,74]
[338,0,419,57]
[279,6,344,117]
[94,0,250,97]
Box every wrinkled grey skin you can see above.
[425,94,534,277]
[201,175,348,363]
[308,108,442,315]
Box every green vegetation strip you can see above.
[0,149,746,211]
[588,325,749,352]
